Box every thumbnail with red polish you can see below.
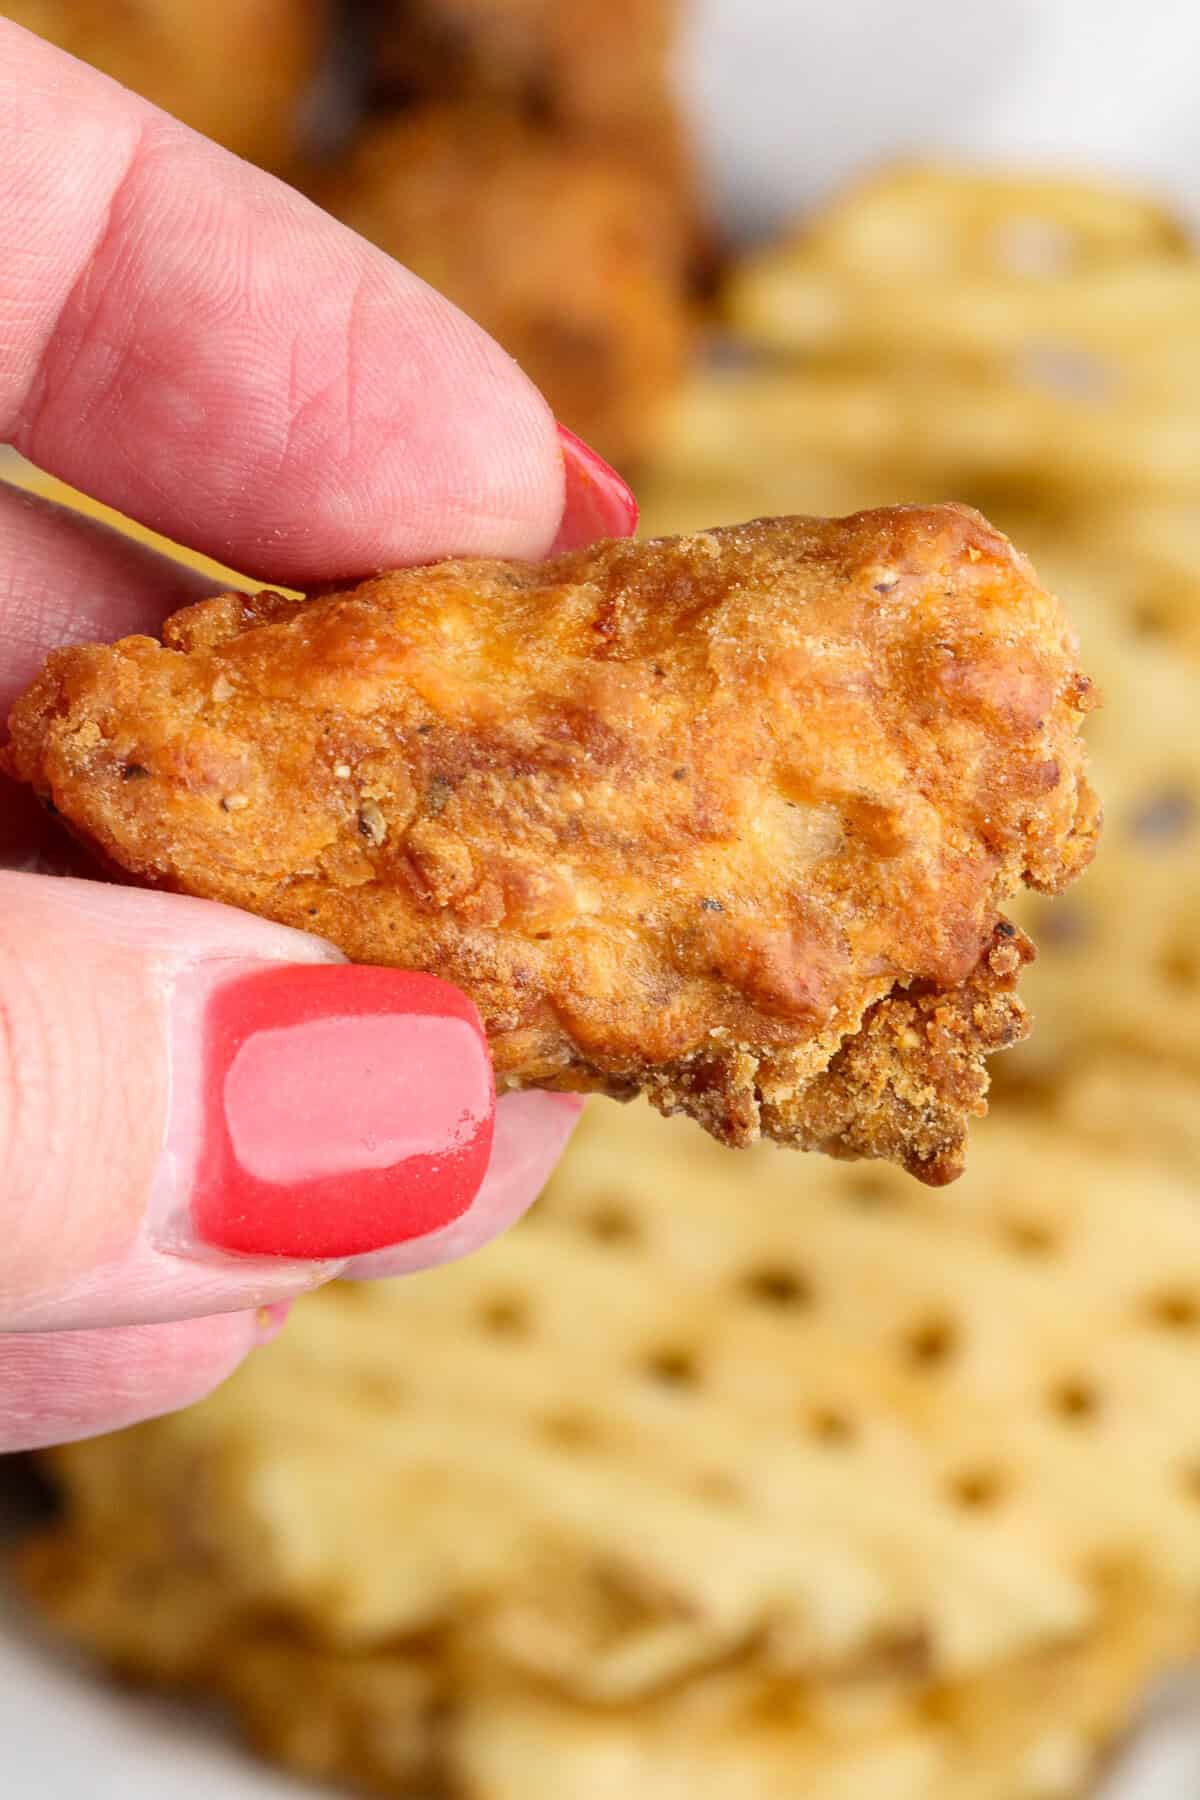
[192,965,495,1259]
[553,422,639,551]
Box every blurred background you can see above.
[2,2,1200,1797]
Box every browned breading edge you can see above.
[2,508,1098,1179]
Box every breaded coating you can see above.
[311,108,692,467]
[3,507,1099,1181]
[5,0,326,171]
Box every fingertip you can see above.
[0,874,349,1327]
[0,1310,259,1452]
[0,478,225,715]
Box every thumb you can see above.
[0,872,496,1332]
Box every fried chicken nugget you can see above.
[3,507,1099,1181]
[4,0,327,171]
[360,0,679,139]
[312,107,692,468]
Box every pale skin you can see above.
[0,21,636,1449]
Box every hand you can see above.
[0,20,638,1451]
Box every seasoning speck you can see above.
[700,897,723,912]
[221,793,250,812]
[333,763,351,779]
[427,776,453,816]
[358,800,387,844]
[672,767,688,781]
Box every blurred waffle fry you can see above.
[728,255,1200,368]
[1050,1055,1200,1183]
[450,1661,943,1800]
[18,1569,1185,1800]
[643,360,1200,509]
[455,1583,1198,1800]
[22,1099,1200,1793]
[1006,598,1200,1083]
[727,165,1192,361]
[767,166,1188,278]
[221,1639,445,1795]
[1045,500,1200,662]
[193,1609,1195,1800]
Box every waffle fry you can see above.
[98,1604,1190,1800]
[1048,1056,1200,1183]
[643,360,1200,509]
[727,165,1193,363]
[17,1570,1185,1800]
[455,1583,1197,1800]
[767,166,1188,277]
[1005,592,1200,1083]
[21,1099,1200,1795]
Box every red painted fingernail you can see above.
[552,422,639,552]
[190,966,495,1259]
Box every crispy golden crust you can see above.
[310,107,693,466]
[3,507,1098,1179]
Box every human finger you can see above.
[0,481,225,717]
[0,873,500,1331]
[1,22,633,584]
[0,1306,283,1452]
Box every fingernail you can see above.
[343,1089,585,1281]
[254,1301,293,1344]
[552,422,639,552]
[174,964,494,1260]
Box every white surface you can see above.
[0,1586,313,1799]
[5,1,1200,1793]
[680,0,1200,238]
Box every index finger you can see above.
[0,21,566,583]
